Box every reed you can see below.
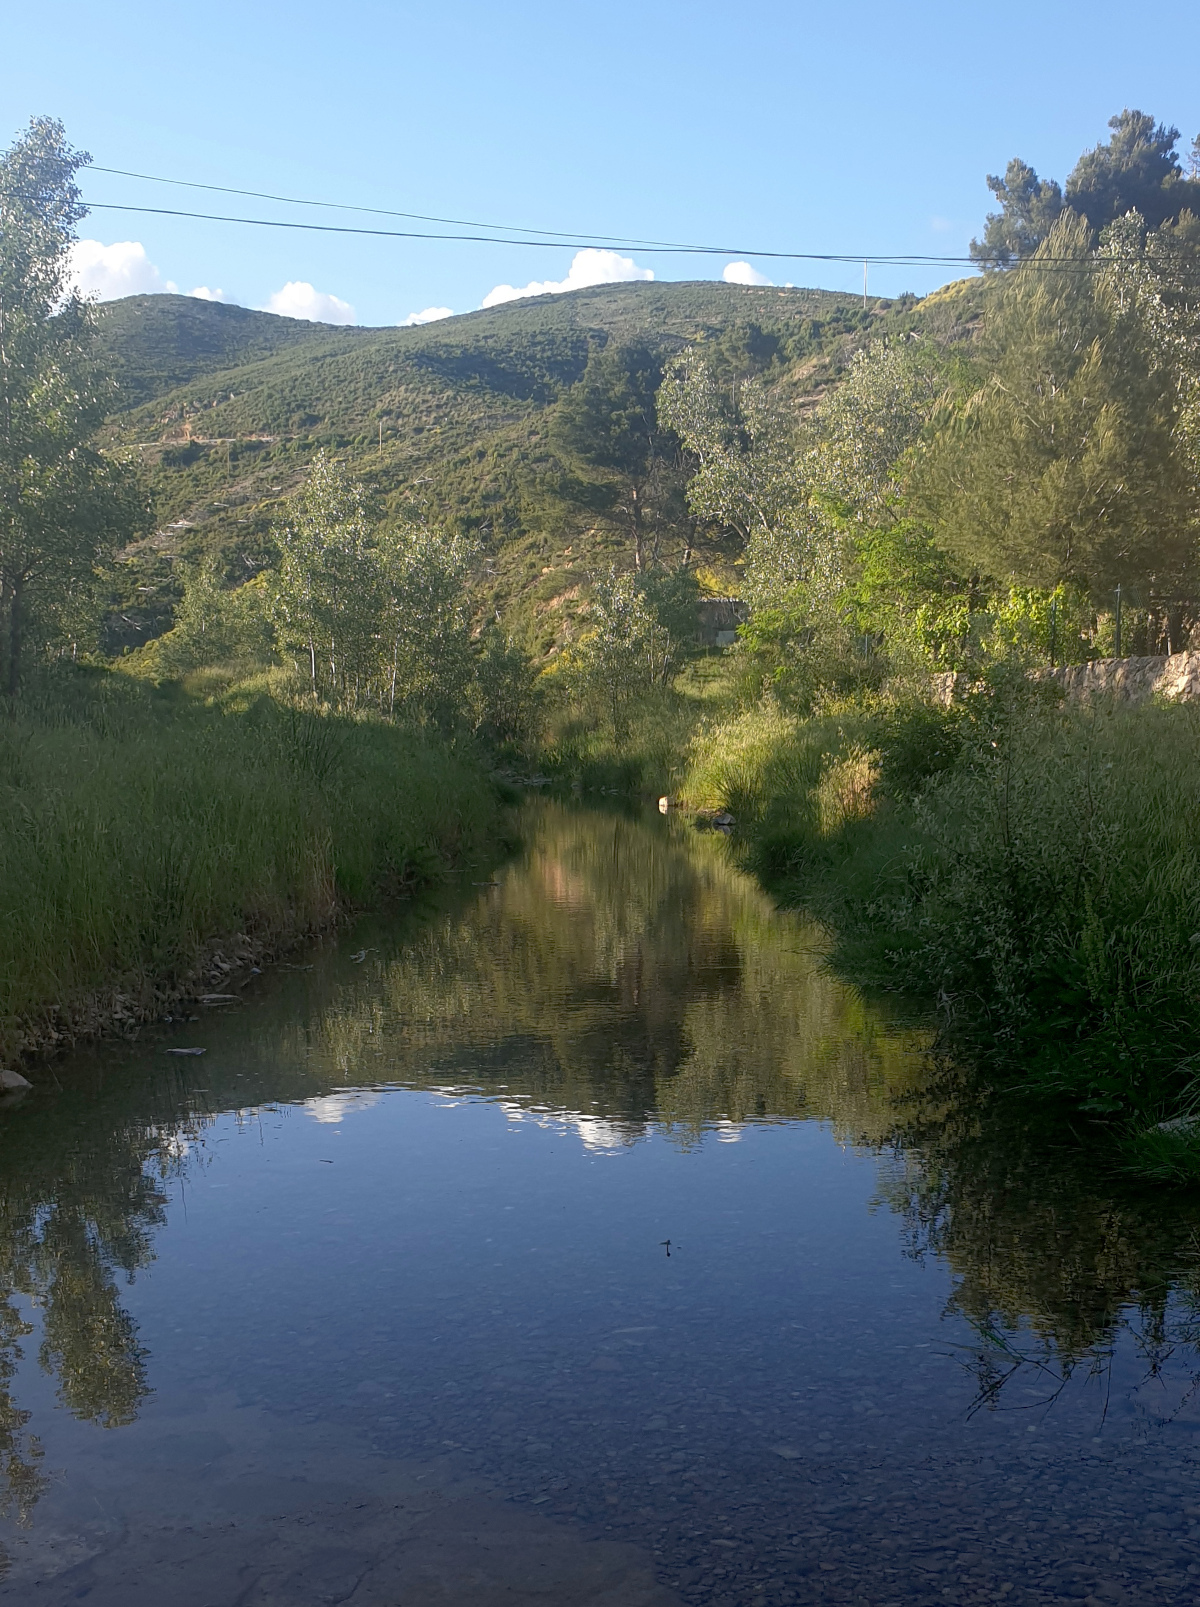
[0,666,500,1061]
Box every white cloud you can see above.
[68,241,243,306]
[722,261,772,287]
[264,280,356,325]
[69,239,178,300]
[401,305,454,326]
[302,1090,381,1125]
[482,247,653,309]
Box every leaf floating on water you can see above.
[165,1047,206,1056]
[199,994,238,1004]
[348,948,377,963]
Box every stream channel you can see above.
[2,801,1200,1606]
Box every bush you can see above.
[682,691,1200,1150]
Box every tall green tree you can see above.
[970,159,1066,269]
[273,453,478,722]
[376,514,475,726]
[971,110,1200,268]
[0,118,146,692]
[914,212,1200,608]
[273,451,381,705]
[1066,110,1199,231]
[551,342,674,570]
[808,339,947,523]
[563,568,672,740]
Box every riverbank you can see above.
[0,666,505,1066]
[679,685,1200,1181]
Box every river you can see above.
[0,801,1198,1606]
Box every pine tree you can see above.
[913,212,1200,603]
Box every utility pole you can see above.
[863,261,868,313]
[1114,583,1122,657]
[378,420,383,460]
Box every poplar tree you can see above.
[0,118,145,692]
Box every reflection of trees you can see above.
[0,1077,210,1547]
[10,798,1200,1539]
[278,802,932,1140]
[877,1068,1200,1413]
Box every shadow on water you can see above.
[3,800,1200,1600]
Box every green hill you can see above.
[96,279,980,652]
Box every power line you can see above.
[82,199,1114,271]
[84,163,704,253]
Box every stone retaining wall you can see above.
[932,652,1200,707]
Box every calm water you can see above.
[3,802,1200,1606]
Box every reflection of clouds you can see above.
[302,1090,382,1125]
[713,1120,745,1143]
[498,1099,639,1154]
[573,1115,638,1153]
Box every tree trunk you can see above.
[630,484,644,572]
[7,578,21,697]
[1167,604,1183,656]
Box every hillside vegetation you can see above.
[95,280,978,649]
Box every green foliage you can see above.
[809,339,947,523]
[682,692,1200,1160]
[94,281,906,652]
[971,159,1066,270]
[549,340,690,571]
[0,665,500,1063]
[0,118,149,691]
[913,212,1200,602]
[269,452,476,724]
[1066,110,1200,232]
[135,555,272,676]
[971,108,1200,267]
[556,568,674,741]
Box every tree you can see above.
[376,513,474,726]
[913,212,1200,608]
[970,111,1200,269]
[564,569,672,740]
[808,339,947,523]
[272,451,381,706]
[1066,110,1198,232]
[551,342,674,570]
[0,118,147,693]
[971,159,1065,269]
[272,453,478,723]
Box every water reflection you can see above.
[275,803,928,1144]
[3,802,1200,1597]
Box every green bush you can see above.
[682,691,1200,1158]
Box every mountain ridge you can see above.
[94,278,979,650]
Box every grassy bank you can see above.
[681,686,1200,1180]
[0,666,503,1064]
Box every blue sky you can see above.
[4,0,1198,327]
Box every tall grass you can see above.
[682,691,1200,1174]
[0,666,501,1062]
